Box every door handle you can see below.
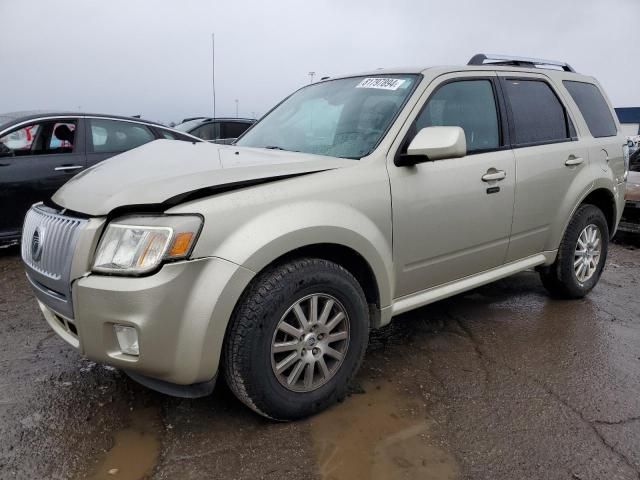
[54,165,83,171]
[481,170,506,182]
[565,156,584,166]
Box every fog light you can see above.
[114,325,139,356]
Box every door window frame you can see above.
[394,75,511,165]
[498,76,578,149]
[0,117,85,157]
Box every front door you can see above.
[389,73,516,298]
[0,118,85,239]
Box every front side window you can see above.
[0,120,77,156]
[503,79,570,145]
[236,75,418,159]
[412,79,500,153]
[563,81,617,138]
[89,119,154,153]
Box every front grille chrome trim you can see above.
[21,204,87,318]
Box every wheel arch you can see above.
[258,242,382,321]
[580,187,617,238]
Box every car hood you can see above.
[53,140,355,216]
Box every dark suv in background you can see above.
[0,111,199,246]
[175,117,255,144]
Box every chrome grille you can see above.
[21,204,87,318]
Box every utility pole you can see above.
[308,71,315,84]
[235,99,239,118]
[211,33,216,118]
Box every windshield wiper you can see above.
[263,145,300,152]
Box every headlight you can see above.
[93,215,202,275]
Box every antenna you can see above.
[212,33,216,118]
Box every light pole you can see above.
[235,99,239,118]
[308,71,315,84]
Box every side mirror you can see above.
[396,126,466,166]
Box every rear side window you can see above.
[89,119,154,153]
[221,121,251,139]
[563,81,617,138]
[413,79,500,153]
[191,122,220,140]
[158,129,176,140]
[503,79,570,146]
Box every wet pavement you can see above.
[1,236,639,480]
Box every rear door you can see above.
[85,118,156,166]
[496,72,591,261]
[0,117,85,237]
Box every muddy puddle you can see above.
[83,407,161,480]
[309,380,459,480]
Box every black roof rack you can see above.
[468,54,576,73]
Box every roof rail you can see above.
[468,54,576,73]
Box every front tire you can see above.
[223,258,369,420]
[540,204,609,298]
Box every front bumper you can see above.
[34,256,254,388]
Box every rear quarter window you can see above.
[563,81,617,138]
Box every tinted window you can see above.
[563,81,617,138]
[191,122,220,140]
[89,119,154,153]
[413,80,500,152]
[0,120,77,156]
[503,79,569,145]
[221,121,251,139]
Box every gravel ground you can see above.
[0,236,638,480]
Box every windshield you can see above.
[174,119,204,132]
[236,75,418,159]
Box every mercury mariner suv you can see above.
[22,54,629,420]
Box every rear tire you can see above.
[540,204,609,298]
[223,258,369,420]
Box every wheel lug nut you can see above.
[312,347,319,355]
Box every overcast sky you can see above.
[1,0,638,124]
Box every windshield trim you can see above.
[235,73,423,160]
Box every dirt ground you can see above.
[1,236,639,480]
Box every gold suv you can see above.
[22,54,628,419]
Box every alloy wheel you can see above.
[270,293,350,392]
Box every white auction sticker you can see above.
[356,78,406,90]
